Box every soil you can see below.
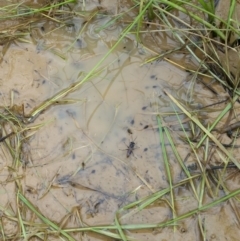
[0,0,240,240]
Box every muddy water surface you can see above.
[1,0,240,241]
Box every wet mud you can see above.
[0,0,240,240]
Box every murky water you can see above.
[1,0,240,240]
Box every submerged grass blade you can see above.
[197,94,239,147]
[164,90,240,169]
[90,229,122,239]
[18,192,75,241]
[62,187,240,232]
[157,116,176,228]
[115,214,127,241]
[120,175,202,223]
[163,115,199,200]
[25,0,154,123]
[121,186,170,211]
[17,192,27,240]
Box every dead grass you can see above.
[0,0,240,240]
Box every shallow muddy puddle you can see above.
[1,0,240,240]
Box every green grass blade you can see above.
[17,191,27,239]
[18,192,75,241]
[62,187,240,232]
[115,214,127,241]
[0,0,75,19]
[156,0,225,39]
[163,117,199,200]
[197,94,239,147]
[26,0,154,123]
[164,90,240,169]
[157,116,176,227]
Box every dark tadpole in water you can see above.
[143,125,149,129]
[76,38,85,48]
[56,174,72,185]
[66,109,76,118]
[127,128,133,134]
